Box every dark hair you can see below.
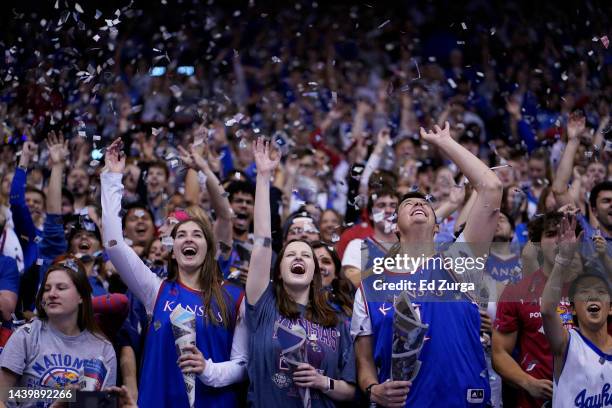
[121,203,155,230]
[399,190,428,204]
[536,186,554,215]
[35,255,104,338]
[367,169,397,191]
[498,210,515,232]
[568,273,612,327]
[589,181,612,209]
[147,160,170,179]
[527,212,563,243]
[226,180,255,202]
[166,219,231,327]
[62,188,75,206]
[25,186,46,204]
[311,241,354,317]
[272,239,338,327]
[367,187,401,217]
[282,211,317,241]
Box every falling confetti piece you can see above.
[601,36,609,49]
[447,78,457,88]
[75,3,84,13]
[378,19,390,29]
[95,9,102,19]
[461,22,467,30]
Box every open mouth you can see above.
[411,208,426,217]
[135,225,148,235]
[587,304,601,313]
[320,268,330,277]
[290,261,305,275]
[181,246,198,257]
[78,241,91,251]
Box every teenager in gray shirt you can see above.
[0,257,116,407]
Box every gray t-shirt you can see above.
[0,319,117,407]
[246,285,355,408]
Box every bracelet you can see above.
[253,236,272,248]
[554,254,572,266]
[323,377,331,394]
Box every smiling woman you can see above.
[245,137,356,407]
[100,138,247,408]
[0,257,117,401]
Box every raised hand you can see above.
[558,214,580,259]
[46,131,69,167]
[104,138,126,174]
[18,141,38,168]
[567,112,586,141]
[419,121,452,146]
[373,127,391,154]
[178,144,210,172]
[253,137,280,176]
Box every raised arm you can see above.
[420,122,502,248]
[46,131,69,215]
[246,138,280,305]
[541,215,574,379]
[101,139,161,313]
[552,114,584,207]
[10,141,38,240]
[178,140,233,252]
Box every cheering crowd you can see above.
[0,0,610,407]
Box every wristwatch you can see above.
[365,383,377,401]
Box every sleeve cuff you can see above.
[198,359,215,385]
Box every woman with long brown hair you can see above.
[0,256,117,394]
[310,241,354,318]
[101,138,247,408]
[246,138,355,407]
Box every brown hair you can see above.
[35,254,104,339]
[311,241,354,317]
[166,218,231,327]
[273,239,338,327]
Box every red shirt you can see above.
[495,268,574,408]
[335,222,373,259]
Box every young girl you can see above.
[246,138,355,407]
[101,139,247,408]
[0,256,117,405]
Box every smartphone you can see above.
[177,66,195,76]
[71,391,118,408]
[150,66,166,77]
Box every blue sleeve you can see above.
[244,162,257,184]
[219,144,235,180]
[245,284,276,332]
[0,256,19,294]
[517,119,538,153]
[9,168,37,242]
[38,213,68,263]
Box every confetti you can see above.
[461,22,467,30]
[377,19,390,29]
[75,3,84,13]
[602,35,609,49]
[447,78,457,89]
